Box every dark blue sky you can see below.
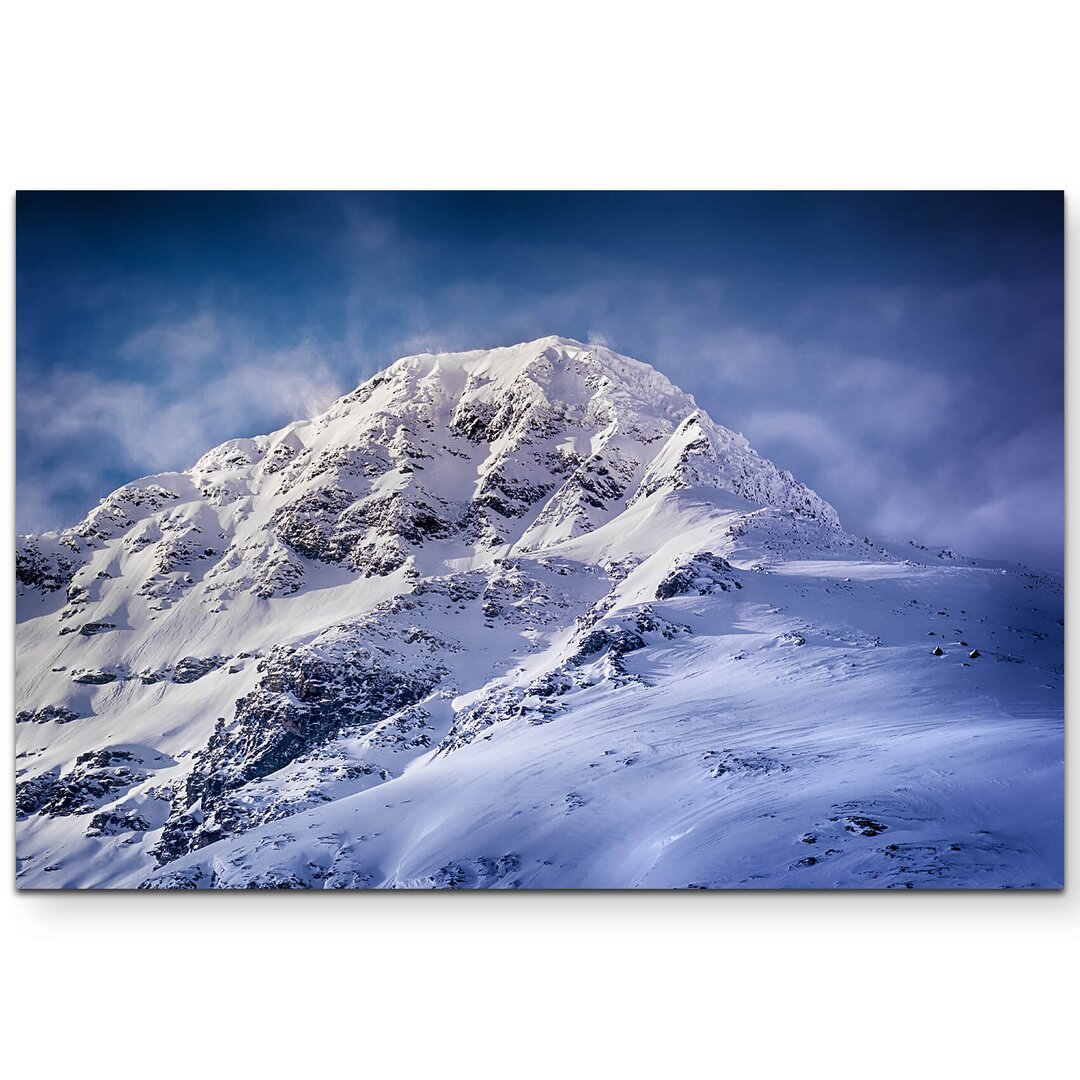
[16,191,1063,569]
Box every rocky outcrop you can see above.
[153,616,452,865]
[16,705,83,725]
[86,807,152,837]
[172,656,227,684]
[70,668,120,685]
[16,748,147,820]
[655,552,742,599]
[16,537,78,595]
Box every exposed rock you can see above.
[842,815,888,837]
[655,552,741,599]
[86,808,152,837]
[138,866,210,889]
[16,705,82,725]
[570,626,647,667]
[71,668,119,685]
[16,537,78,595]
[16,748,147,819]
[702,749,791,779]
[172,656,226,683]
[15,770,60,817]
[153,618,450,865]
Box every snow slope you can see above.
[15,336,1063,888]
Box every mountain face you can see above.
[15,336,1063,889]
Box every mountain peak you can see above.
[381,335,670,391]
[15,336,1063,889]
[21,337,843,598]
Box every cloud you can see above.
[15,195,1062,569]
[120,312,226,366]
[739,409,850,464]
[331,260,1061,568]
[640,311,1060,568]
[17,311,345,533]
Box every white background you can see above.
[2,3,1076,1076]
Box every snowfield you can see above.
[15,336,1063,888]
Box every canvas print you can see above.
[14,191,1063,889]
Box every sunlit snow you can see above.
[15,337,1063,888]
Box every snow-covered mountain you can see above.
[15,336,1064,888]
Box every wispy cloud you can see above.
[119,312,226,367]
[17,310,344,533]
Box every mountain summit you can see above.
[15,337,1063,888]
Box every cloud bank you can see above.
[16,191,1062,570]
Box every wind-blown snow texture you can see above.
[15,337,1063,889]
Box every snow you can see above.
[15,336,1063,888]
